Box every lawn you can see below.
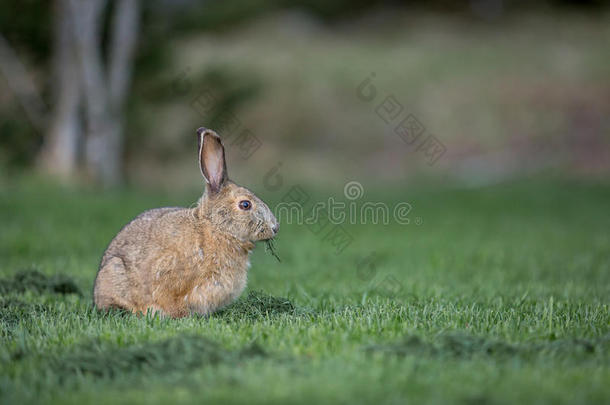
[0,177,608,404]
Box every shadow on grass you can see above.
[0,297,57,339]
[51,334,267,382]
[0,270,81,338]
[365,332,610,361]
[0,269,81,296]
[89,290,306,321]
[213,290,310,321]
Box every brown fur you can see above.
[93,129,279,318]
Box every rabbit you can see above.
[93,128,279,318]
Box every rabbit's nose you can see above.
[272,223,279,235]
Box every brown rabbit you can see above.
[93,128,279,318]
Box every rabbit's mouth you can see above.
[258,232,276,242]
[254,219,278,241]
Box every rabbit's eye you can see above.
[238,200,252,210]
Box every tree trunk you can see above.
[108,0,140,110]
[69,0,140,186]
[39,0,81,178]
[100,0,140,185]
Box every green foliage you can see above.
[165,0,389,32]
[0,114,42,169]
[163,0,281,34]
[0,178,609,404]
[366,333,609,363]
[0,270,81,296]
[50,334,266,382]
[0,0,52,62]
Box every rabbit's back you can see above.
[94,206,197,313]
[100,207,185,268]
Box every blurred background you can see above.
[1,0,608,192]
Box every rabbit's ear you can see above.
[197,127,228,194]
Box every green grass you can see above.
[0,177,609,404]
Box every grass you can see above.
[0,177,609,404]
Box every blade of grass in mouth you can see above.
[265,239,281,262]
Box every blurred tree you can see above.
[1,0,140,185]
[69,0,140,185]
[38,0,81,178]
